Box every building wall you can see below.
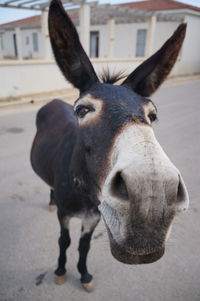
[21,29,43,59]
[179,14,200,75]
[89,21,186,59]
[0,59,142,98]
[1,16,200,63]
[0,20,183,60]
[89,24,109,58]
[0,58,182,98]
[2,30,16,58]
[114,23,147,57]
[153,21,180,52]
[0,60,67,97]
[0,28,43,59]
[89,22,149,58]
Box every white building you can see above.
[0,16,42,60]
[0,0,200,98]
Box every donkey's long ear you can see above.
[48,0,99,92]
[121,24,186,97]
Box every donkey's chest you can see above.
[54,183,98,216]
[62,209,100,234]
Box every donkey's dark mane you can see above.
[99,69,127,84]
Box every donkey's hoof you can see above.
[48,205,56,212]
[54,273,66,285]
[82,281,94,292]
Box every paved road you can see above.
[0,80,200,301]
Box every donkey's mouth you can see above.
[112,248,165,265]
[108,229,165,264]
[99,201,165,264]
[111,240,165,264]
[104,225,165,264]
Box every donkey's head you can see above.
[49,0,189,264]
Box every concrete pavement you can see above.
[0,79,200,301]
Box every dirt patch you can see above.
[7,127,24,134]
[0,127,24,135]
[35,272,47,286]
[93,232,104,240]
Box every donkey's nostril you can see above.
[111,172,129,200]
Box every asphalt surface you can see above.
[0,79,200,301]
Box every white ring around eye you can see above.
[75,105,90,118]
[74,94,103,125]
[142,102,157,125]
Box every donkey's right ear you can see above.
[48,0,99,93]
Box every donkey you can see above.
[31,0,189,292]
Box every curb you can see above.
[0,92,78,108]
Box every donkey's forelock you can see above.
[99,69,127,85]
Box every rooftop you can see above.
[0,0,191,28]
[121,0,200,12]
[0,15,40,27]
[0,12,77,28]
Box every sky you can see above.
[0,0,200,24]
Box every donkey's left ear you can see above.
[48,0,99,93]
[121,23,187,97]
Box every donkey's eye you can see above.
[75,105,93,118]
[148,113,157,123]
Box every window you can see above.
[0,34,3,50]
[26,36,29,45]
[13,33,18,57]
[32,33,38,52]
[135,29,147,57]
[90,31,99,58]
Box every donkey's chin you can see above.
[110,240,165,265]
[107,229,165,265]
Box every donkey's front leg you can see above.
[54,215,71,285]
[77,213,100,292]
[48,189,57,212]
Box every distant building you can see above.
[0,16,42,60]
[0,0,200,62]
